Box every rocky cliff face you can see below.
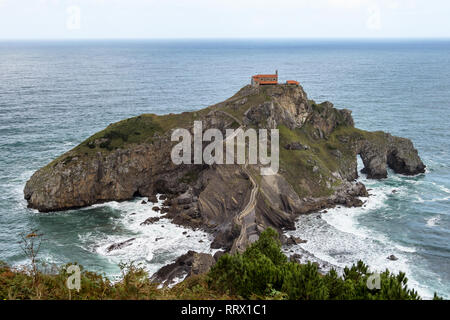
[24,84,425,252]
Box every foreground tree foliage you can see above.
[0,228,442,300]
[208,228,433,300]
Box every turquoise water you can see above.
[0,40,449,297]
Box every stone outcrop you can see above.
[150,250,216,287]
[106,238,135,253]
[357,134,425,179]
[140,217,161,225]
[24,83,425,257]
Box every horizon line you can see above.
[1,37,450,42]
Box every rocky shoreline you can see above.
[23,84,425,284]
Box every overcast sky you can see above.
[0,0,449,39]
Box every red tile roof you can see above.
[252,74,278,79]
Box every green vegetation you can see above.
[208,228,437,300]
[1,228,440,300]
[43,109,212,170]
[278,124,344,197]
[218,89,270,121]
[0,261,235,300]
[0,228,442,300]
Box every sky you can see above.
[0,0,449,39]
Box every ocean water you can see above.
[0,40,448,297]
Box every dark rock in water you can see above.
[106,238,135,252]
[140,216,161,225]
[387,254,398,261]
[151,251,215,287]
[130,212,136,215]
[213,250,226,261]
[160,207,170,214]
[283,235,307,246]
[155,237,164,242]
[159,194,167,201]
[141,200,147,205]
[290,253,302,263]
[148,195,158,203]
[392,189,397,194]
[294,237,307,244]
[182,231,188,235]
[152,206,160,212]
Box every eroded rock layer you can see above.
[24,84,425,252]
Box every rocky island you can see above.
[24,84,425,282]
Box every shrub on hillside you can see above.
[208,228,426,300]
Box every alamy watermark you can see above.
[171,121,279,175]
[66,6,81,30]
[66,265,81,292]
[366,272,381,290]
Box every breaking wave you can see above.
[77,196,216,281]
[282,159,445,299]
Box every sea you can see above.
[0,39,448,298]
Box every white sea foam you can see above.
[426,215,441,227]
[77,195,216,281]
[283,158,435,299]
[320,185,389,240]
[414,192,450,203]
[438,184,450,194]
[284,207,432,298]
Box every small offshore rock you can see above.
[161,207,170,214]
[285,235,307,246]
[150,251,215,287]
[140,217,161,225]
[107,238,135,252]
[387,254,398,261]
